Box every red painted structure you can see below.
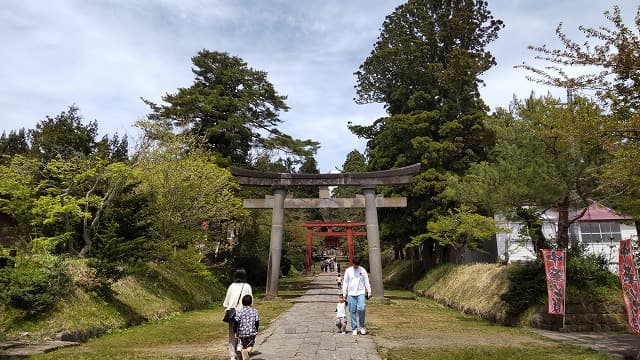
[301,221,366,271]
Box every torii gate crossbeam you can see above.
[231,163,420,301]
[302,221,367,270]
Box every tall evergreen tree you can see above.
[28,106,99,162]
[0,129,30,159]
[144,50,318,166]
[350,0,503,261]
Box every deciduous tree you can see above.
[134,121,247,250]
[518,5,640,228]
[457,95,609,250]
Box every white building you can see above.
[495,202,637,272]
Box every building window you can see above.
[579,221,622,243]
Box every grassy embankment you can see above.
[28,273,310,359]
[1,252,228,342]
[15,259,624,360]
[368,260,621,360]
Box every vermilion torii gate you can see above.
[302,221,367,270]
[230,163,420,300]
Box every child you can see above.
[336,273,342,289]
[335,294,348,334]
[234,294,260,360]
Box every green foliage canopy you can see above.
[456,95,609,249]
[518,5,640,224]
[144,50,318,165]
[134,122,248,249]
[350,0,504,255]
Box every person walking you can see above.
[335,294,348,334]
[234,294,260,360]
[223,268,252,360]
[341,258,371,336]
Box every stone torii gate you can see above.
[230,163,420,300]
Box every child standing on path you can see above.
[335,294,348,334]
[336,273,342,289]
[234,295,260,360]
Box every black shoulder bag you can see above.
[223,284,245,323]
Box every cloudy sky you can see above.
[1,1,637,173]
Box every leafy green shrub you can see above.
[500,261,545,324]
[566,252,618,298]
[0,254,70,316]
[88,220,155,285]
[501,251,619,325]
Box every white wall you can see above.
[494,212,637,272]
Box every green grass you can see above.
[382,259,425,289]
[30,275,311,359]
[1,253,227,342]
[370,290,617,360]
[383,345,614,360]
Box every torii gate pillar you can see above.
[265,186,286,299]
[363,186,384,300]
[231,163,420,300]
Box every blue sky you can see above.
[1,1,637,172]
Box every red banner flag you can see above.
[542,249,566,315]
[618,239,640,334]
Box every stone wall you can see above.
[530,299,628,332]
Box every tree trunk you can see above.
[515,206,546,256]
[557,196,570,249]
[421,239,437,269]
[434,242,445,266]
[394,246,404,260]
[79,176,123,257]
[557,195,589,250]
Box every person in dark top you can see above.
[234,294,260,360]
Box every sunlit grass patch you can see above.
[30,275,305,360]
[369,292,616,360]
[380,344,615,360]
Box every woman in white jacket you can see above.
[223,268,252,360]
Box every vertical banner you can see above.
[618,239,640,334]
[542,249,566,315]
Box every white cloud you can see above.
[0,0,637,172]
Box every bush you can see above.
[501,252,620,325]
[500,261,546,324]
[88,221,155,284]
[0,254,70,316]
[566,252,618,298]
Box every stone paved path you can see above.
[251,272,379,360]
[531,328,640,359]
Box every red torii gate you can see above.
[302,221,366,271]
[231,163,419,300]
